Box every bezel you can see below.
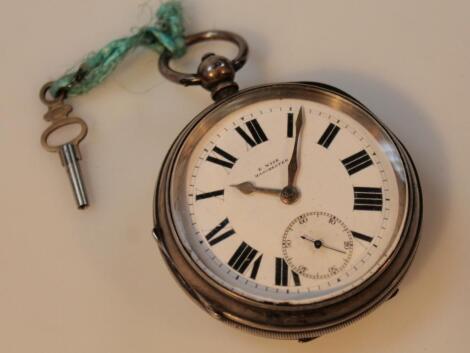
[153,82,422,339]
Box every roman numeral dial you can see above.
[236,119,268,147]
[180,98,401,303]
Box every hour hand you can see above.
[231,182,282,196]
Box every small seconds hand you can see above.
[300,235,347,254]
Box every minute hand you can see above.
[287,106,304,187]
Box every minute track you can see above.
[176,90,408,305]
[189,105,392,294]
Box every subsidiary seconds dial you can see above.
[282,211,354,280]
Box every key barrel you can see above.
[58,143,88,209]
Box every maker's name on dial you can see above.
[254,157,289,178]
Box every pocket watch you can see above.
[153,30,422,341]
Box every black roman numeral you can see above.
[287,112,294,138]
[318,123,340,148]
[228,242,262,278]
[205,218,235,246]
[292,271,301,286]
[250,255,263,280]
[342,149,373,175]
[206,146,238,169]
[195,189,224,201]
[275,257,287,286]
[353,187,383,211]
[275,257,301,286]
[236,119,268,147]
[352,231,374,242]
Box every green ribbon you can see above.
[50,1,186,97]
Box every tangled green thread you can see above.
[50,1,186,97]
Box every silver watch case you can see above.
[153,82,422,340]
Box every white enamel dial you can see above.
[170,97,407,304]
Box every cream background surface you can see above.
[0,1,468,352]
